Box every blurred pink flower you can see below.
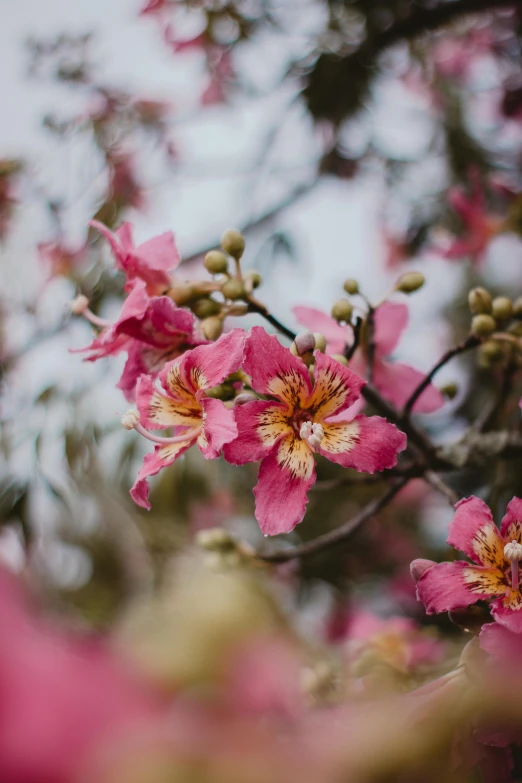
[38,240,87,278]
[294,303,444,414]
[224,327,406,535]
[414,496,522,632]
[0,565,164,783]
[442,174,503,264]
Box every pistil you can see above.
[71,295,112,329]
[300,421,325,451]
[122,409,201,445]
[504,540,522,590]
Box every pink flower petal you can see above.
[416,561,503,614]
[224,401,291,465]
[319,415,406,472]
[130,441,193,509]
[490,600,522,633]
[448,497,505,567]
[499,496,522,540]
[253,438,316,535]
[373,359,445,413]
[243,326,312,407]
[292,306,347,354]
[136,374,201,431]
[309,351,366,419]
[480,621,522,663]
[164,328,245,395]
[373,302,408,357]
[197,397,237,458]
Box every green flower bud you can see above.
[395,271,425,294]
[221,278,246,301]
[204,250,229,275]
[191,297,221,319]
[205,382,235,400]
[313,332,327,353]
[221,229,245,259]
[491,296,513,321]
[468,287,492,314]
[480,340,504,361]
[331,353,349,366]
[508,322,522,337]
[167,283,198,306]
[196,527,236,552]
[513,296,522,318]
[440,382,458,400]
[244,271,262,289]
[331,298,353,323]
[343,278,359,295]
[201,316,224,340]
[471,314,496,336]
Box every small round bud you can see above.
[196,527,235,552]
[122,409,140,431]
[221,229,245,259]
[313,332,327,353]
[513,296,522,318]
[167,283,197,306]
[201,316,224,340]
[468,287,492,315]
[491,296,513,321]
[471,314,496,336]
[204,250,228,275]
[244,271,262,289]
[221,278,246,301]
[71,294,89,315]
[395,271,425,294]
[480,340,503,361]
[508,322,522,337]
[191,297,221,319]
[410,558,436,584]
[331,299,353,323]
[504,540,522,561]
[205,382,234,401]
[293,330,316,356]
[440,382,458,400]
[331,353,348,366]
[343,278,359,295]
[234,392,258,405]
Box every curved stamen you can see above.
[122,410,201,445]
[504,540,522,591]
[71,295,112,329]
[300,421,324,451]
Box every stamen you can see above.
[504,540,522,591]
[71,295,112,329]
[299,421,324,451]
[122,409,201,445]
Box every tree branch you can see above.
[258,478,409,563]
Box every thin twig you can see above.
[423,471,460,506]
[258,478,409,563]
[344,316,363,362]
[366,307,376,383]
[246,297,297,341]
[471,363,517,434]
[402,335,481,417]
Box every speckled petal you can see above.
[447,497,505,568]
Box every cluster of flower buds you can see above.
[467,286,522,367]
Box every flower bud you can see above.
[331,298,353,323]
[410,558,435,584]
[196,527,236,552]
[234,392,257,405]
[480,340,503,361]
[205,382,235,401]
[331,353,349,366]
[395,271,425,294]
[204,250,228,275]
[491,296,513,321]
[221,229,245,259]
[513,296,522,318]
[221,278,246,301]
[468,287,492,314]
[167,283,198,306]
[313,332,327,353]
[191,297,221,319]
[201,316,224,340]
[244,271,262,290]
[440,382,458,400]
[508,322,522,337]
[471,314,496,336]
[293,330,316,356]
[343,278,359,295]
[71,294,89,315]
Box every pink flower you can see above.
[73,281,205,400]
[442,175,503,265]
[129,329,245,508]
[224,327,406,535]
[38,240,87,278]
[480,622,522,664]
[294,303,444,414]
[89,220,180,294]
[414,496,522,633]
[0,564,163,783]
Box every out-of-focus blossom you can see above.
[0,564,164,783]
[224,327,406,535]
[107,151,146,213]
[294,303,444,413]
[414,496,522,632]
[89,220,180,294]
[0,158,23,240]
[130,329,245,508]
[432,28,492,80]
[38,240,88,278]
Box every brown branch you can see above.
[402,335,481,417]
[258,478,409,563]
[246,297,297,342]
[423,471,460,506]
